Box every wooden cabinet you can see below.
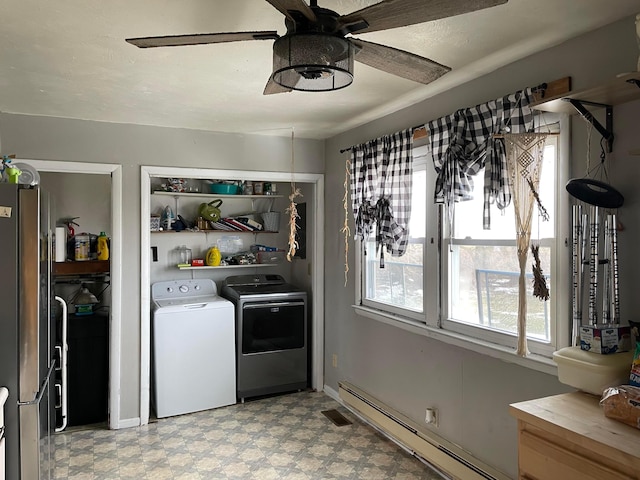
[510,392,640,480]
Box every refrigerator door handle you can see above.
[17,363,55,406]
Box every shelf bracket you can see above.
[563,98,614,152]
[626,78,640,89]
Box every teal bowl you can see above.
[209,183,242,195]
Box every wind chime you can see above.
[567,134,624,347]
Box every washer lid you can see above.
[154,294,227,309]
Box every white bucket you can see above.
[261,212,280,232]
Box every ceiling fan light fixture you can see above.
[272,33,354,92]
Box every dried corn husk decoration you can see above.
[286,188,302,261]
[341,157,351,286]
[286,129,302,261]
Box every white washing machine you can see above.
[151,279,236,418]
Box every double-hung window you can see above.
[442,134,569,355]
[358,143,430,322]
[357,129,569,357]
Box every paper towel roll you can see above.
[55,227,66,262]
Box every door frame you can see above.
[19,159,123,430]
[140,166,324,425]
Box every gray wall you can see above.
[324,16,639,478]
[0,116,324,422]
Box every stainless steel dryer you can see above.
[221,274,307,402]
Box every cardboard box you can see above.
[580,325,631,354]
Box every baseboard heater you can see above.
[338,382,509,480]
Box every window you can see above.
[442,135,567,355]
[356,130,569,358]
[359,146,428,321]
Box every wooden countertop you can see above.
[510,391,640,463]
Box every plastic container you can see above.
[97,232,109,261]
[553,346,634,395]
[177,245,192,266]
[217,236,243,255]
[256,250,286,264]
[206,246,221,266]
[261,212,280,232]
[209,183,242,195]
[161,205,175,230]
[74,235,90,261]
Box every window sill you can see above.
[353,305,558,376]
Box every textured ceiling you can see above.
[0,0,638,139]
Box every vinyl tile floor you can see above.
[53,390,448,479]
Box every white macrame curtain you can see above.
[504,132,548,356]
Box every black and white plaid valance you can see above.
[426,88,535,229]
[350,129,413,264]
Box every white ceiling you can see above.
[0,0,638,139]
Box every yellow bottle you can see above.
[206,246,221,266]
[97,231,109,261]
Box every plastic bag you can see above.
[600,385,640,429]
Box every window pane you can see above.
[449,244,551,340]
[446,140,556,343]
[363,167,426,314]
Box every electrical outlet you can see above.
[425,408,438,427]
[332,354,338,368]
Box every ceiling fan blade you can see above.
[263,77,292,95]
[351,38,450,85]
[126,31,279,48]
[264,0,316,22]
[340,0,508,34]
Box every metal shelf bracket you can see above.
[563,98,614,152]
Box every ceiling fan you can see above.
[126,0,508,94]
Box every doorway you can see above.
[20,159,123,429]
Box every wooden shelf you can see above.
[530,72,640,114]
[53,260,110,276]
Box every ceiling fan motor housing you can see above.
[272,33,354,91]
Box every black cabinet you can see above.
[67,312,109,427]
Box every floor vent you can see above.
[322,409,352,426]
[338,381,509,480]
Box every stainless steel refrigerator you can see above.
[0,184,55,480]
